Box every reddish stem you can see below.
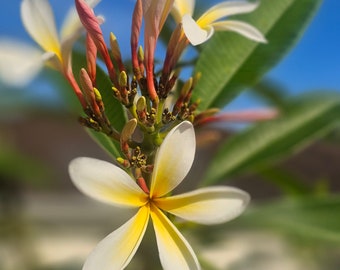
[137,177,150,194]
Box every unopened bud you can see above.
[193,72,202,86]
[203,108,220,117]
[117,157,130,168]
[86,34,97,83]
[112,86,120,97]
[110,32,125,71]
[138,46,144,62]
[93,87,104,111]
[194,108,220,126]
[136,96,147,122]
[181,78,193,96]
[187,114,195,123]
[110,33,121,60]
[79,68,101,116]
[93,87,102,102]
[121,118,137,143]
[136,96,146,112]
[119,71,128,88]
[79,68,93,95]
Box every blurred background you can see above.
[1,0,340,269]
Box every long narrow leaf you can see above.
[202,94,340,185]
[192,0,322,110]
[195,194,340,245]
[242,194,340,244]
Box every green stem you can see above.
[156,99,165,125]
[128,103,138,120]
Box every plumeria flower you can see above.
[69,121,249,270]
[0,39,43,87]
[172,0,267,45]
[0,0,100,87]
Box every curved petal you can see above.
[182,14,214,45]
[172,0,195,23]
[150,204,200,270]
[69,157,148,208]
[83,206,150,270]
[212,20,267,43]
[0,39,43,87]
[21,0,61,57]
[155,186,250,225]
[198,1,259,27]
[60,7,83,44]
[150,121,196,198]
[41,51,63,71]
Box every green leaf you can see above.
[255,166,312,196]
[241,194,340,244]
[194,194,340,246]
[250,78,289,109]
[86,129,122,158]
[192,0,322,110]
[202,94,340,185]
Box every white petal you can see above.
[198,1,259,26]
[69,157,148,208]
[21,0,61,56]
[60,7,83,44]
[182,14,214,45]
[155,186,250,225]
[172,0,195,23]
[150,204,200,270]
[42,51,63,71]
[150,121,196,198]
[0,39,43,87]
[212,20,267,43]
[83,206,150,270]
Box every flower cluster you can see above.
[17,0,266,269]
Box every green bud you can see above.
[181,78,193,96]
[93,87,102,102]
[119,71,128,87]
[136,96,146,112]
[138,46,144,62]
[110,32,121,60]
[121,118,137,143]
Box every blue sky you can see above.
[1,0,339,110]
[269,0,340,94]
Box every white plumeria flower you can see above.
[0,0,100,87]
[172,0,267,45]
[0,39,43,87]
[69,121,250,270]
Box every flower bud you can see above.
[119,71,128,88]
